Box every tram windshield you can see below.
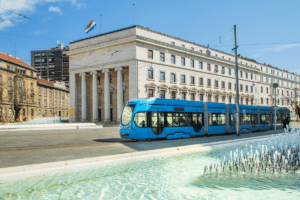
[121,105,135,126]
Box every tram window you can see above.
[198,113,203,125]
[151,112,158,127]
[251,115,258,124]
[277,114,283,123]
[134,112,147,128]
[179,113,191,126]
[230,114,236,125]
[158,112,165,127]
[172,113,179,126]
[166,113,172,127]
[121,105,135,126]
[260,114,271,124]
[209,113,226,126]
[241,114,251,124]
[192,113,197,125]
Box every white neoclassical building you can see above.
[67,25,300,122]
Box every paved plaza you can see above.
[0,126,285,169]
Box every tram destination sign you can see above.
[174,107,184,111]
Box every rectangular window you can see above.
[148,89,153,97]
[191,76,195,85]
[160,52,165,62]
[207,79,211,87]
[182,92,186,100]
[251,74,253,80]
[261,87,263,93]
[240,84,243,91]
[171,91,176,99]
[160,72,165,81]
[8,93,12,101]
[229,82,232,90]
[181,44,185,48]
[160,90,165,99]
[171,41,175,45]
[148,69,153,79]
[246,85,249,92]
[251,86,253,92]
[222,81,225,89]
[148,50,153,59]
[221,67,225,74]
[171,73,176,82]
[199,62,203,69]
[214,65,218,73]
[181,75,185,83]
[181,57,185,66]
[207,63,211,71]
[200,94,204,101]
[228,68,231,75]
[191,93,195,101]
[199,78,203,86]
[171,55,175,64]
[190,60,194,68]
[215,80,219,88]
[240,71,243,78]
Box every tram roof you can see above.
[228,104,258,110]
[127,98,205,107]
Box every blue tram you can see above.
[119,98,290,140]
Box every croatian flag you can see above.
[85,19,96,33]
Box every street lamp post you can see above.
[273,83,278,131]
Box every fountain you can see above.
[203,125,300,176]
[0,125,300,199]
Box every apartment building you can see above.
[31,43,70,87]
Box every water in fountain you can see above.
[19,117,62,125]
[203,125,300,176]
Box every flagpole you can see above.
[100,14,102,34]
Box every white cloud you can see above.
[69,0,86,8]
[48,6,62,14]
[0,19,13,31]
[260,43,300,53]
[0,0,85,31]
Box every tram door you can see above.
[151,111,165,138]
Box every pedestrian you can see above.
[283,117,290,130]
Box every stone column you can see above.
[115,67,123,122]
[69,73,77,122]
[79,72,87,121]
[90,71,98,122]
[103,69,110,122]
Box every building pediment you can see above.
[169,85,179,91]
[179,86,189,91]
[145,82,157,88]
[145,82,157,92]
[157,84,168,89]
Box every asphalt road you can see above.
[0,127,284,169]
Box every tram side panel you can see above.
[206,102,227,135]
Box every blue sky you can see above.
[0,0,299,74]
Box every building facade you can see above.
[68,26,300,122]
[37,79,70,120]
[0,52,69,123]
[31,43,70,87]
